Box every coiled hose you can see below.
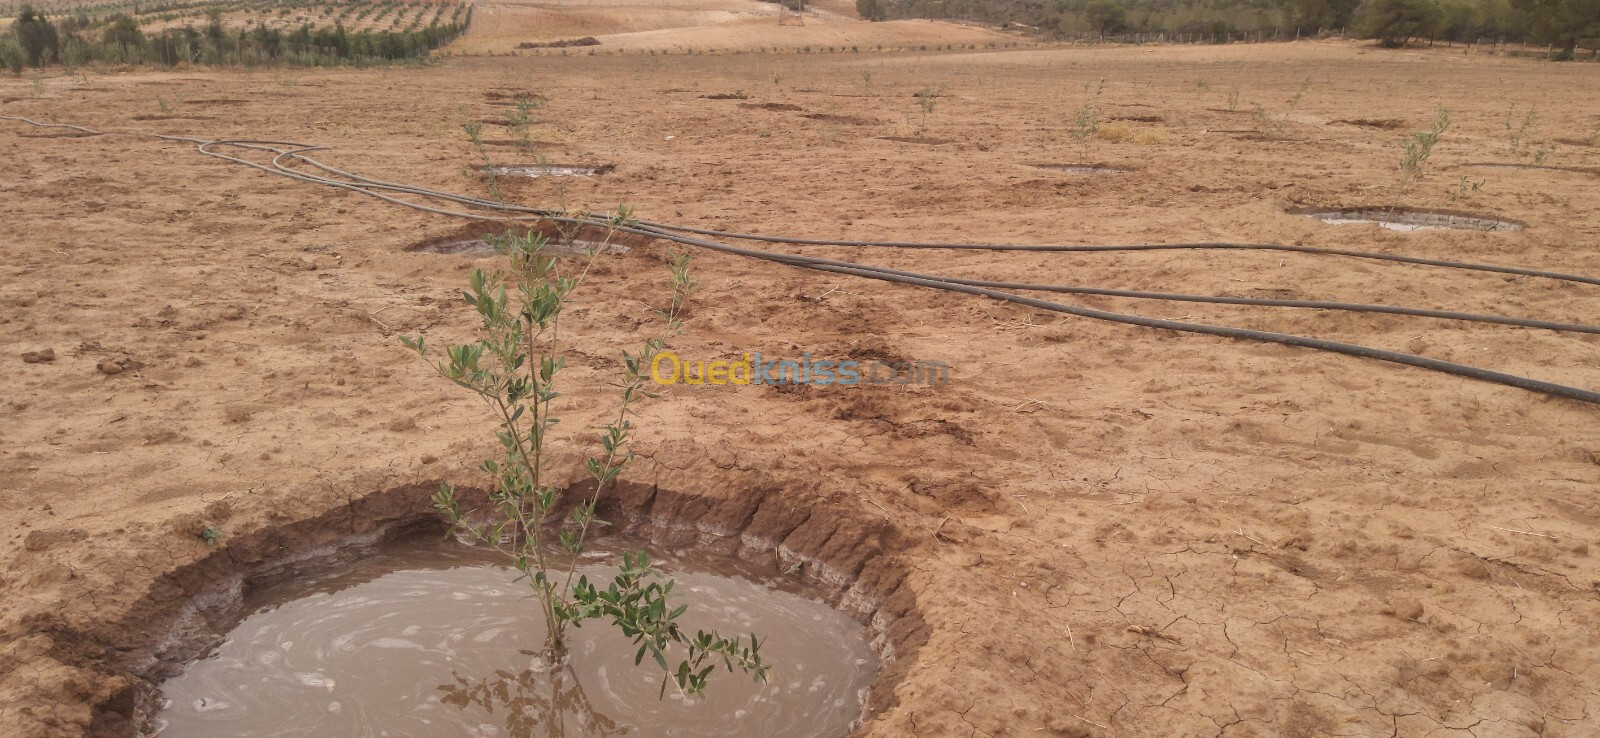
[5,115,1597,405]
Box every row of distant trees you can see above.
[856,0,1598,57]
[2,2,470,71]
[1358,0,1595,53]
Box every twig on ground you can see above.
[1487,525,1552,539]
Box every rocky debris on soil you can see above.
[1385,599,1425,621]
[167,501,234,540]
[97,356,143,375]
[386,417,418,432]
[24,528,88,552]
[21,348,55,363]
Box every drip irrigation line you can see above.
[4,114,1597,406]
[644,237,1600,336]
[633,221,1600,288]
[614,224,1600,406]
[1,115,102,136]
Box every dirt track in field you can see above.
[3,31,1600,738]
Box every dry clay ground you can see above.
[3,39,1600,738]
[454,0,1014,53]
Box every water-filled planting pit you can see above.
[406,221,646,257]
[487,164,615,178]
[81,481,915,737]
[1031,163,1127,175]
[153,532,877,737]
[1290,206,1524,232]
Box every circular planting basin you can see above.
[1462,162,1600,176]
[486,164,614,178]
[874,136,952,146]
[1031,163,1127,175]
[1291,207,1524,232]
[154,534,876,737]
[1332,118,1405,129]
[78,480,914,737]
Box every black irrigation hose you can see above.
[617,224,1600,406]
[924,282,1600,335]
[616,220,1600,336]
[5,115,1597,406]
[634,221,1600,288]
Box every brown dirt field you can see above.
[3,39,1600,738]
[455,0,1013,53]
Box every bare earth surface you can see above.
[454,0,1013,53]
[3,25,1600,738]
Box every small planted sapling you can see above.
[1395,106,1451,203]
[1504,103,1535,156]
[507,93,543,154]
[1503,104,1554,165]
[1069,78,1105,163]
[463,120,504,201]
[1255,78,1309,140]
[913,84,944,134]
[403,213,771,699]
[1448,175,1484,204]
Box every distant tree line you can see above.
[1,2,470,71]
[856,0,1598,57]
